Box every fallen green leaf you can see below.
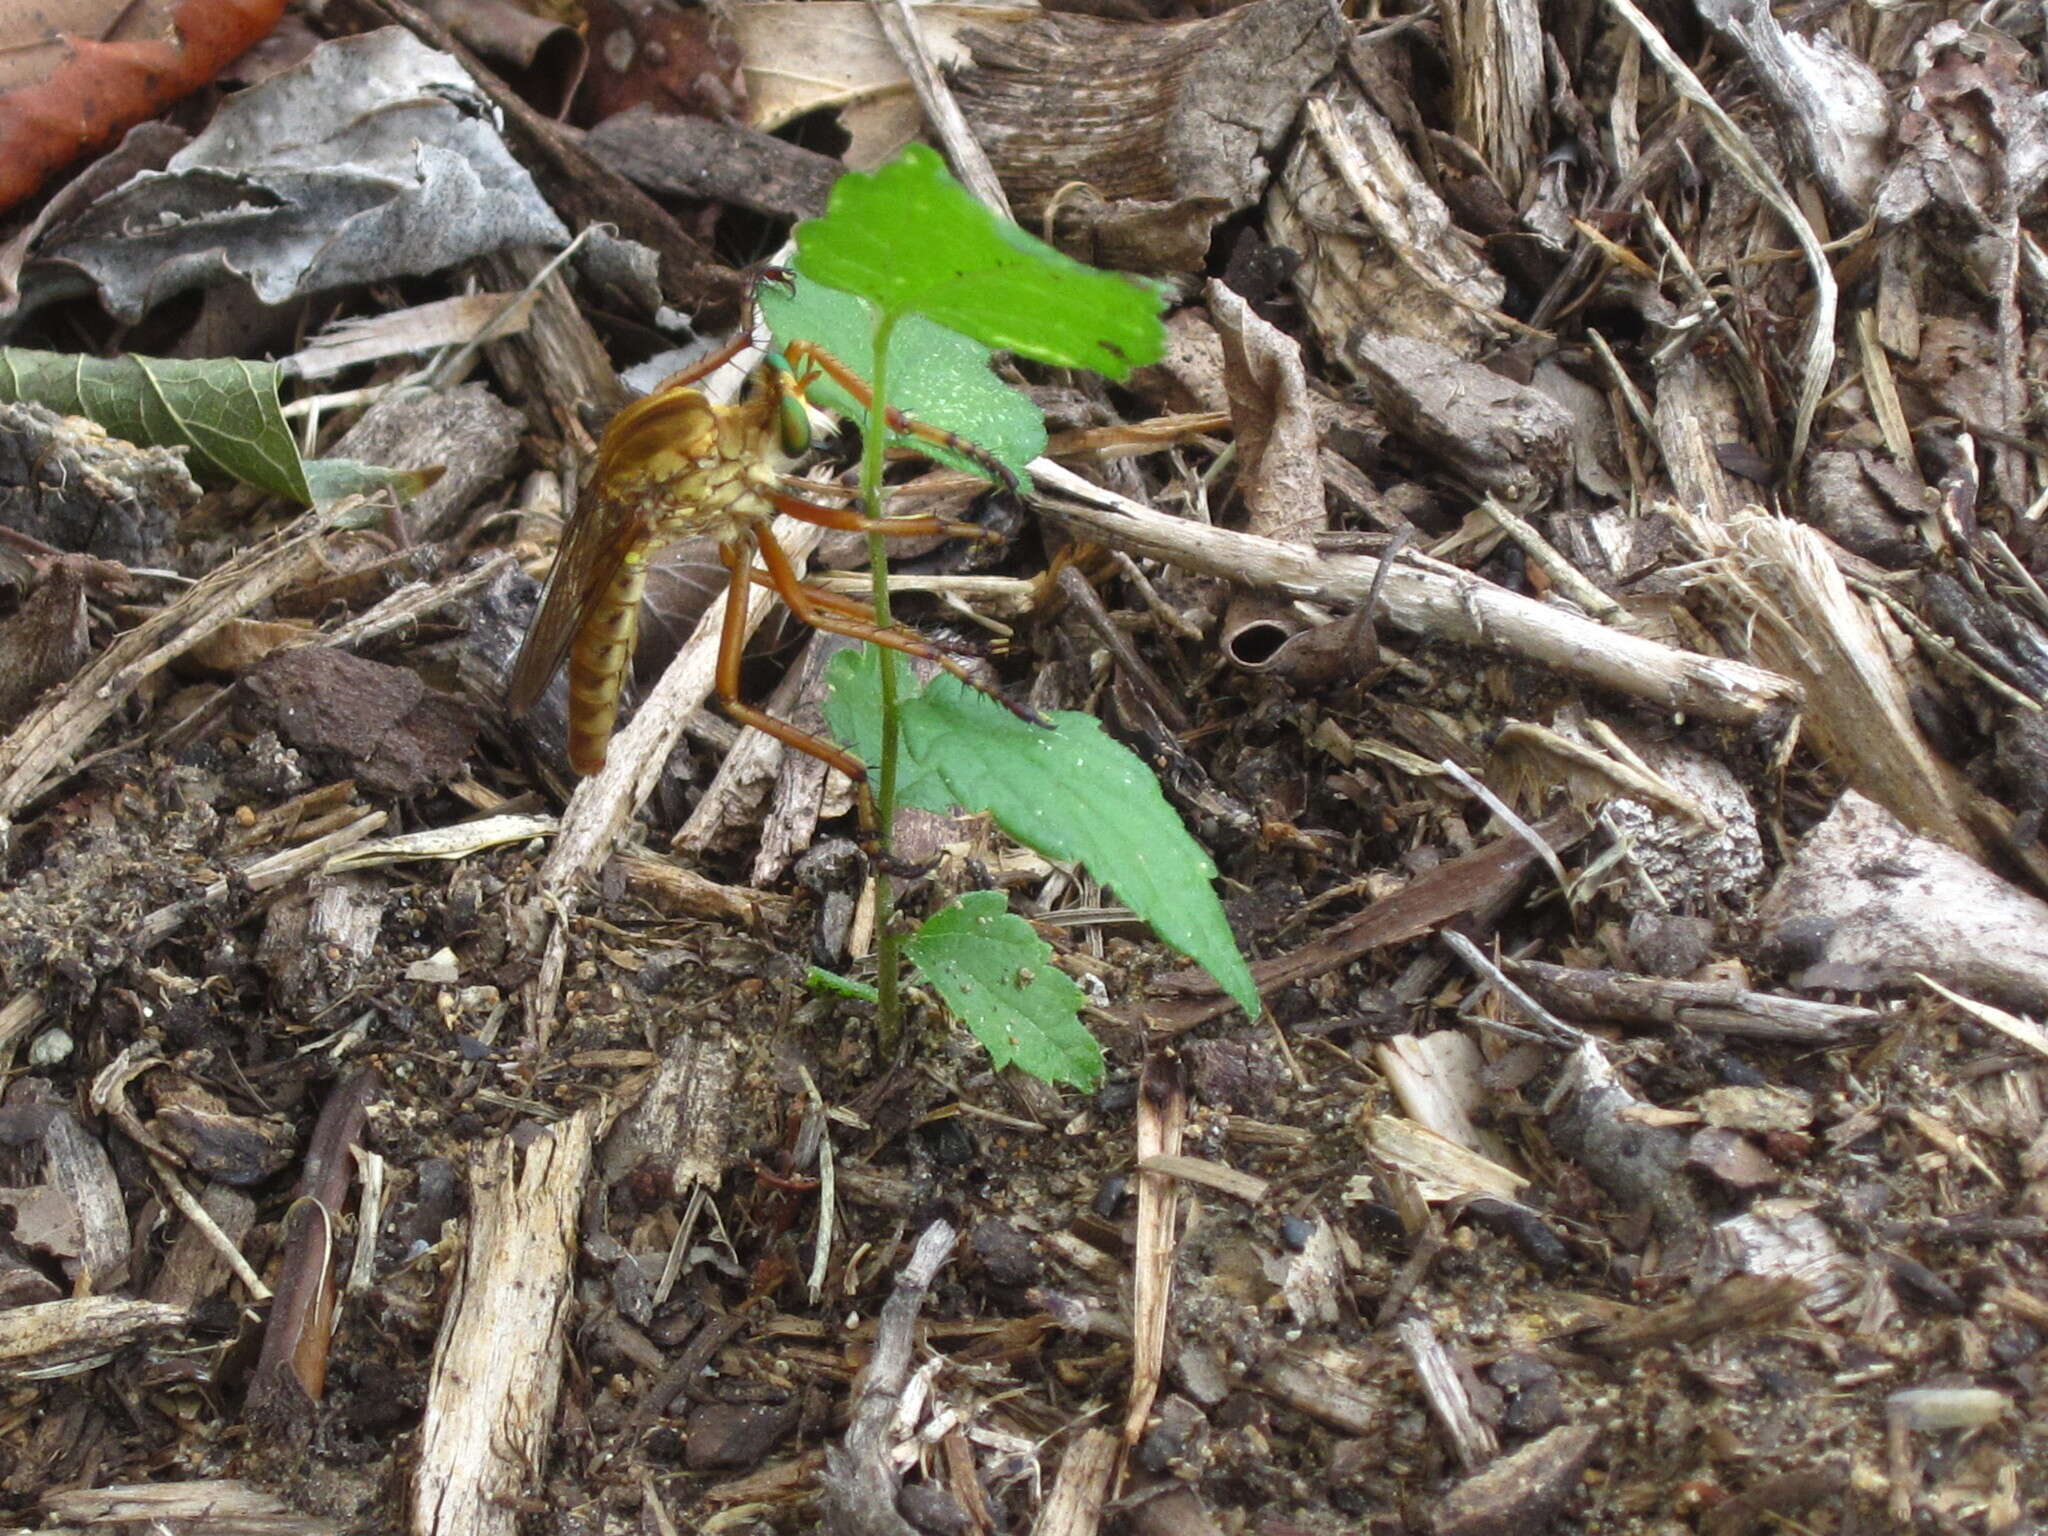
[0,349,311,504]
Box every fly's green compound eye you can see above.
[777,389,812,455]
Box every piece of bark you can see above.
[1572,1273,1810,1356]
[0,401,200,567]
[419,0,586,114]
[241,648,479,798]
[44,1478,339,1534]
[17,1083,129,1292]
[1430,1424,1599,1536]
[148,1184,257,1308]
[0,1296,190,1380]
[1500,959,1879,1043]
[583,106,840,220]
[411,1110,595,1536]
[0,554,94,734]
[1801,450,1929,568]
[600,1027,738,1192]
[1269,81,1509,360]
[1700,1467,1846,1536]
[327,382,522,544]
[1029,462,1800,730]
[1347,330,1572,511]
[685,1398,800,1471]
[1694,0,1889,224]
[1255,1345,1382,1436]
[1757,790,2048,1012]
[611,851,794,927]
[259,876,388,1022]
[952,0,1343,272]
[1142,810,1587,1030]
[147,1078,295,1187]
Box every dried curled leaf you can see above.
[0,0,286,214]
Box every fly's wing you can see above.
[506,383,725,716]
[506,482,646,716]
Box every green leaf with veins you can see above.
[906,891,1103,1090]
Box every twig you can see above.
[823,1220,959,1536]
[1028,460,1799,726]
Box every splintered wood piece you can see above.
[1691,510,1985,861]
[1034,1427,1118,1536]
[1124,1055,1186,1448]
[1394,1312,1497,1470]
[412,1111,595,1536]
[1267,83,1511,360]
[43,1478,339,1535]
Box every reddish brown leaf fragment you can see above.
[0,0,288,214]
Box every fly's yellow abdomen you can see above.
[565,554,649,775]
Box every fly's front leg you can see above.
[753,528,1044,727]
[769,490,997,545]
[779,342,1020,493]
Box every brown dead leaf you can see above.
[0,1,287,214]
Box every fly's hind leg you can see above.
[714,543,878,829]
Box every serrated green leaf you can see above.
[758,275,1043,486]
[0,349,312,504]
[906,891,1103,1089]
[793,145,1166,381]
[824,649,1260,1020]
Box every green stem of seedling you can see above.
[859,312,904,1053]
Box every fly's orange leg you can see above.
[715,542,875,788]
[752,527,1042,726]
[781,342,1021,493]
[769,489,997,543]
